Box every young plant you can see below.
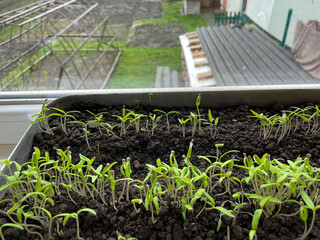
[96,162,117,206]
[214,157,240,196]
[188,112,200,138]
[237,154,283,218]
[86,110,108,134]
[229,192,248,227]
[110,170,117,211]
[153,109,180,131]
[129,111,147,133]
[178,118,190,138]
[58,208,97,240]
[195,94,204,136]
[250,110,277,140]
[34,207,65,240]
[297,190,320,240]
[198,144,238,194]
[70,154,100,199]
[51,108,80,135]
[0,223,24,240]
[113,105,133,136]
[69,120,92,150]
[119,157,132,201]
[30,99,55,136]
[116,231,138,240]
[249,209,263,240]
[143,184,160,223]
[87,118,116,137]
[237,153,317,219]
[149,114,162,136]
[274,112,290,143]
[308,105,320,133]
[205,109,219,138]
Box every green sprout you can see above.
[86,110,108,134]
[129,111,147,133]
[144,184,160,223]
[51,108,80,135]
[34,207,65,240]
[309,105,320,133]
[178,118,190,138]
[214,157,240,196]
[249,209,263,240]
[0,223,24,240]
[119,157,133,201]
[196,94,204,136]
[113,105,133,136]
[274,112,290,144]
[251,105,320,143]
[69,120,92,150]
[58,208,97,240]
[250,110,277,140]
[110,170,118,211]
[149,114,162,136]
[198,144,238,194]
[297,190,320,240]
[30,99,55,136]
[205,109,219,138]
[116,231,138,240]
[188,112,201,138]
[95,162,117,206]
[153,109,180,131]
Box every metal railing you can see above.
[214,11,242,26]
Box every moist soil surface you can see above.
[2,102,320,240]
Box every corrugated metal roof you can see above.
[195,25,319,86]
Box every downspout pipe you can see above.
[281,8,293,46]
[240,0,245,23]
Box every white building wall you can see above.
[246,0,275,30]
[246,0,320,47]
[268,0,320,47]
[225,0,243,12]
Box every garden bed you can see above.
[2,90,320,240]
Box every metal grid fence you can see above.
[0,0,121,91]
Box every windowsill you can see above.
[0,144,16,159]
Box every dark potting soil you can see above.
[2,102,320,240]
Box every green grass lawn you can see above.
[106,42,182,89]
[134,3,206,32]
[107,3,206,89]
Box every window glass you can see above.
[0,0,207,92]
[1,0,320,93]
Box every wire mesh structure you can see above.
[0,0,41,15]
[0,0,121,91]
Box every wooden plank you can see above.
[192,51,205,58]
[190,45,202,51]
[197,71,213,79]
[198,78,214,82]
[187,34,198,39]
[194,60,209,67]
[185,32,196,36]
[188,39,200,45]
